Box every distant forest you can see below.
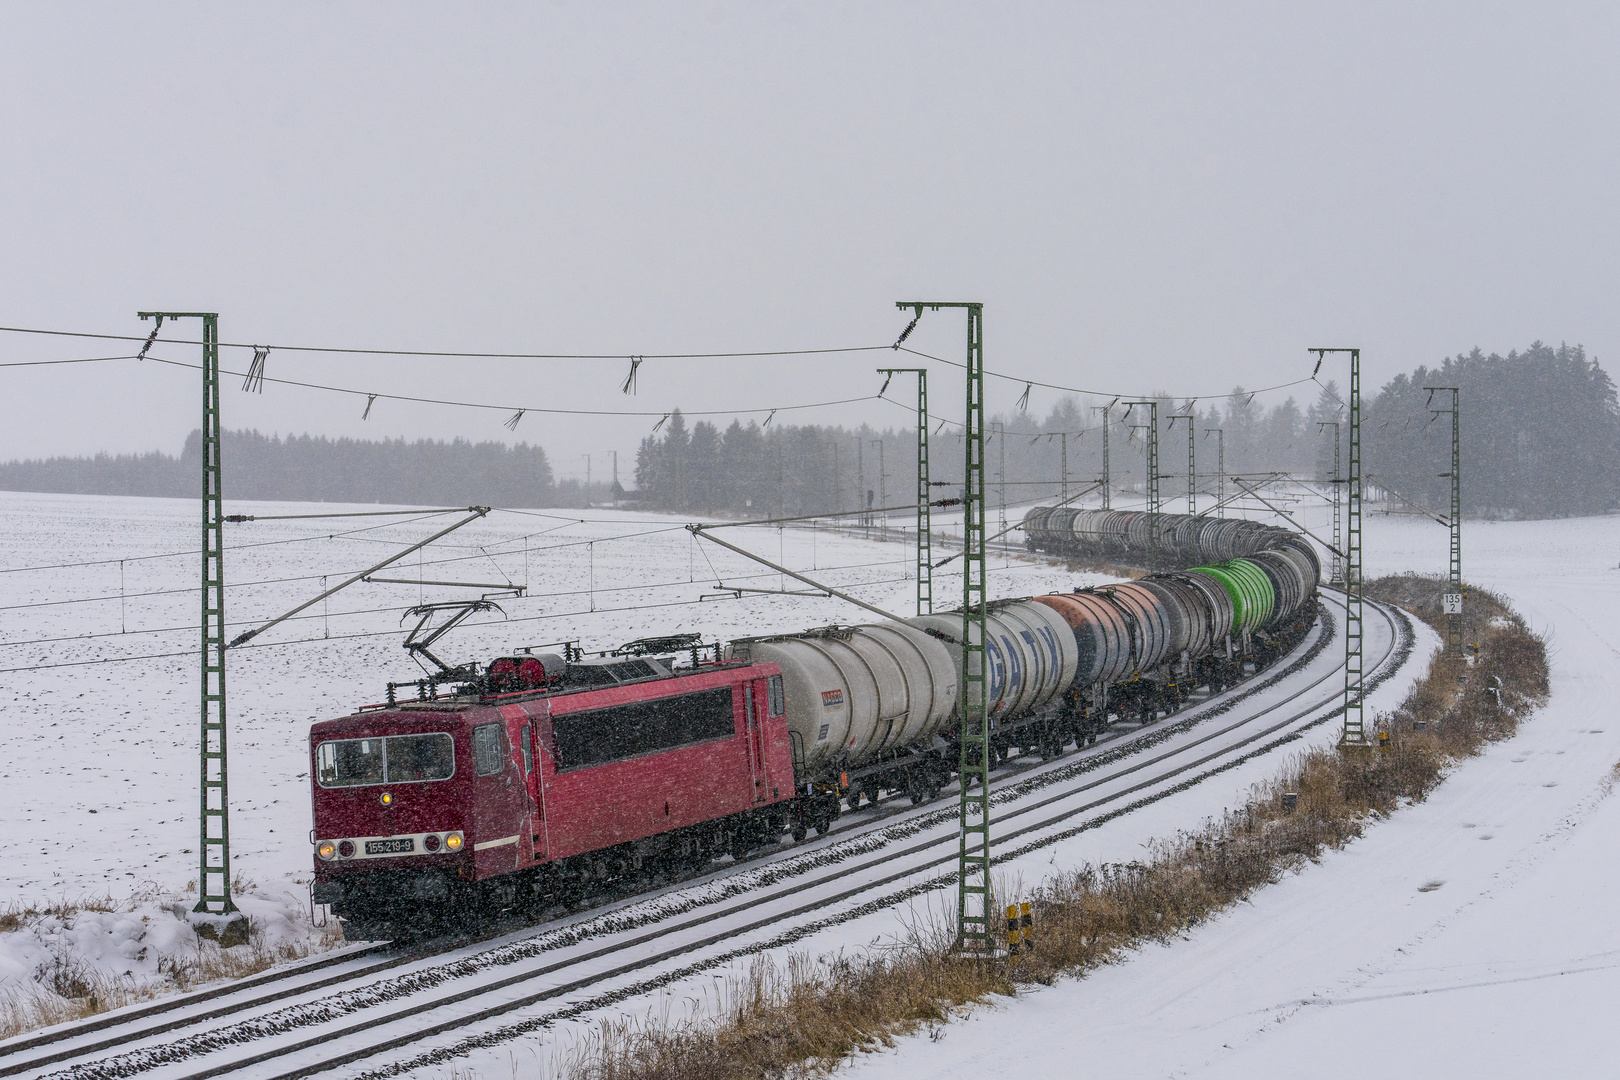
[5,342,1615,520]
[0,430,600,508]
[632,389,1349,517]
[1364,342,1620,518]
[634,342,1620,521]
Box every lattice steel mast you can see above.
[1425,386,1463,655]
[1170,408,1196,515]
[1318,420,1343,585]
[1204,427,1224,518]
[897,301,990,954]
[880,367,932,614]
[1095,401,1114,509]
[1312,348,1365,747]
[1123,401,1161,571]
[142,311,236,915]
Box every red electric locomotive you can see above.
[310,648,796,939]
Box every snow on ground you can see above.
[413,500,1444,1079]
[7,481,1582,1079]
[0,490,1098,1006]
[839,510,1620,1080]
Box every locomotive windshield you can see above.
[316,733,455,787]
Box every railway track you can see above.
[0,592,1414,1080]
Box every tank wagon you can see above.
[310,511,1320,939]
[1022,505,1320,573]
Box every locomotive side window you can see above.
[767,675,784,717]
[315,733,452,787]
[383,734,454,782]
[519,723,532,776]
[553,686,735,772]
[473,723,507,776]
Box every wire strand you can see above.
[141,353,882,420]
[0,324,892,361]
[894,345,1316,405]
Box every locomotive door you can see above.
[744,682,766,802]
[474,706,534,871]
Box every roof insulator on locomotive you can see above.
[613,633,703,657]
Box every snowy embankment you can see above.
[843,513,1620,1080]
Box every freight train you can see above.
[310,508,1321,940]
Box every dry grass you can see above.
[538,576,1547,1080]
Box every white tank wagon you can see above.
[906,600,1078,725]
[726,623,957,773]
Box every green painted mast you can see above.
[1318,421,1344,586]
[1426,386,1463,655]
[897,301,990,953]
[880,367,932,615]
[142,311,237,915]
[1123,401,1161,571]
[1313,348,1365,747]
[1171,409,1196,515]
[1097,402,1113,509]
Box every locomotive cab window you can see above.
[553,686,735,772]
[385,734,454,782]
[473,723,507,776]
[316,733,453,787]
[767,675,784,717]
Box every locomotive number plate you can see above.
[365,838,415,855]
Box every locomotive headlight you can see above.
[379,791,393,806]
[317,840,337,861]
[444,832,464,852]
[422,833,441,852]
[338,840,356,858]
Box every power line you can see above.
[0,508,463,575]
[0,559,917,651]
[0,323,891,361]
[0,567,915,674]
[140,352,882,421]
[894,345,1315,406]
[0,354,138,368]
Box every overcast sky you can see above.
[2,2,1615,481]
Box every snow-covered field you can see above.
[843,511,1620,1080]
[4,485,1600,1080]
